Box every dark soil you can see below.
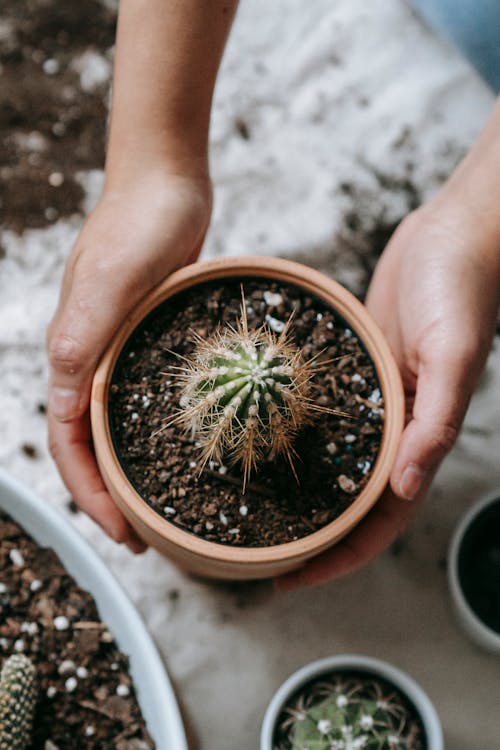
[458,499,500,633]
[0,0,116,231]
[0,510,155,750]
[109,278,384,548]
[273,670,426,750]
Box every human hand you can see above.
[47,171,211,551]
[277,196,500,590]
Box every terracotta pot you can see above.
[91,256,404,580]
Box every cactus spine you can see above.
[169,297,341,487]
[0,654,37,750]
[278,676,423,750]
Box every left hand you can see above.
[277,196,500,590]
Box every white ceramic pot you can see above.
[0,469,188,750]
[260,654,443,750]
[448,489,500,654]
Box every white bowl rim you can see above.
[0,468,188,750]
[448,488,500,653]
[260,654,443,750]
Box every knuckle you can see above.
[48,333,86,374]
[431,423,459,456]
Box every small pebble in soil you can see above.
[58,660,76,675]
[65,677,78,693]
[53,615,70,631]
[9,549,25,566]
[263,291,283,307]
[265,313,286,333]
[337,475,357,494]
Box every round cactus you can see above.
[166,296,346,487]
[0,654,37,750]
[277,675,424,750]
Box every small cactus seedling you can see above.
[167,294,345,487]
[276,675,424,750]
[0,654,37,750]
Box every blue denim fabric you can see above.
[410,0,500,92]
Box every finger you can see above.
[275,488,419,592]
[48,409,147,554]
[391,343,479,501]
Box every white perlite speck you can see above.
[85,725,96,737]
[344,434,356,443]
[264,314,286,333]
[30,579,43,592]
[53,615,70,631]
[164,506,176,515]
[369,388,382,404]
[47,686,57,698]
[21,621,38,635]
[337,475,357,494]
[0,583,7,594]
[239,505,248,516]
[14,638,25,652]
[58,660,76,675]
[263,291,283,307]
[326,442,337,455]
[9,549,24,566]
[65,677,78,693]
[219,511,228,526]
[77,666,89,679]
[116,684,130,697]
[42,58,60,75]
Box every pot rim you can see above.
[259,653,443,750]
[91,256,404,565]
[0,468,188,749]
[448,488,500,653]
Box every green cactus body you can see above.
[0,654,37,750]
[175,317,315,486]
[279,677,423,750]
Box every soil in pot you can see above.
[273,669,426,750]
[0,510,155,749]
[457,498,500,634]
[109,278,385,548]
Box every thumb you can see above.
[391,343,480,501]
[47,253,174,422]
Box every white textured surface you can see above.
[1,2,499,748]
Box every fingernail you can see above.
[48,387,80,421]
[399,464,426,500]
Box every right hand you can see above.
[47,170,212,551]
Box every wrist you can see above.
[103,146,211,194]
[427,182,500,274]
